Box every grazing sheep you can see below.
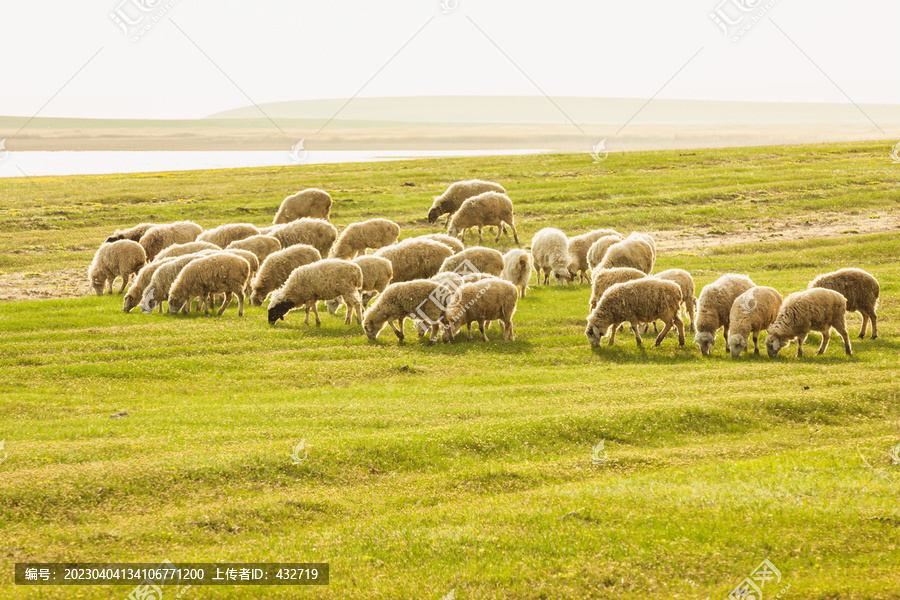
[123,258,173,313]
[88,240,147,296]
[567,229,621,283]
[651,269,697,333]
[226,235,282,264]
[439,247,504,277]
[443,279,519,342]
[155,241,221,261]
[461,273,498,284]
[268,218,338,257]
[501,249,533,298]
[222,249,260,296]
[267,259,363,326]
[257,225,278,236]
[766,288,852,358]
[589,267,646,311]
[197,223,259,249]
[331,218,400,260]
[694,274,756,355]
[808,268,880,339]
[598,236,654,274]
[447,191,519,245]
[325,255,394,315]
[362,279,451,344]
[415,233,465,254]
[727,286,783,357]
[273,189,333,224]
[431,271,465,290]
[628,232,657,262]
[375,238,454,282]
[141,250,218,313]
[249,244,322,306]
[531,228,570,285]
[427,179,505,225]
[105,222,157,243]
[168,253,251,317]
[586,233,625,271]
[585,278,685,348]
[139,221,203,261]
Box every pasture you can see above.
[1,142,899,599]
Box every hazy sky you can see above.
[1,1,897,120]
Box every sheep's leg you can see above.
[722,324,730,353]
[107,279,114,295]
[816,329,831,355]
[304,304,311,325]
[508,221,519,245]
[505,319,514,341]
[752,331,760,355]
[673,313,685,346]
[796,333,807,357]
[158,300,164,314]
[654,318,674,347]
[834,322,853,355]
[520,285,526,298]
[479,321,488,342]
[427,324,440,346]
[311,302,321,326]
[607,323,618,346]
[870,312,877,339]
[466,322,473,342]
[687,298,696,332]
[118,275,128,295]
[543,268,550,285]
[477,227,484,244]
[235,289,245,317]
[632,321,646,346]
[858,311,868,338]
[217,292,233,316]
[389,320,404,341]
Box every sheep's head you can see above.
[105,234,122,243]
[585,316,608,348]
[123,292,138,313]
[727,333,747,358]
[765,333,786,358]
[324,298,341,316]
[447,224,462,239]
[362,316,384,340]
[553,268,570,285]
[167,295,186,314]
[267,300,295,325]
[91,277,105,296]
[249,290,264,307]
[427,206,441,224]
[694,331,715,355]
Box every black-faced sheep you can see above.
[766,288,852,358]
[325,255,394,315]
[273,188,332,224]
[727,286,783,357]
[447,192,519,245]
[598,236,654,274]
[439,247,504,278]
[168,253,251,317]
[589,267,646,311]
[567,229,621,283]
[586,278,684,348]
[88,240,147,296]
[362,279,451,344]
[105,222,157,243]
[197,223,260,249]
[155,241,221,261]
[586,234,624,271]
[374,238,454,283]
[501,249,532,298]
[331,218,400,260]
[532,228,570,285]
[249,244,322,307]
[139,221,203,261]
[267,259,363,326]
[226,235,282,265]
[808,268,880,339]
[694,274,756,355]
[268,218,338,257]
[443,279,519,342]
[427,179,505,225]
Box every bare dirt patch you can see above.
[0,268,93,302]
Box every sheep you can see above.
[325,255,394,315]
[88,240,147,296]
[808,268,880,339]
[427,179,505,225]
[650,269,697,333]
[197,223,259,249]
[567,229,621,283]
[727,286,783,357]
[586,233,624,271]
[585,278,685,348]
[628,232,657,262]
[123,258,174,313]
[249,244,322,306]
[155,241,221,261]
[139,221,203,261]
[105,222,157,243]
[766,288,852,358]
[375,238,454,282]
[257,225,278,236]
[226,235,282,264]
[168,253,251,317]
[222,249,260,298]
[462,272,499,284]
[330,218,400,260]
[273,188,333,224]
[694,274,756,355]
[415,233,465,254]
[443,279,519,342]
[589,267,646,311]
[431,271,465,290]
[362,279,451,344]
[267,259,364,326]
[501,249,533,298]
[447,191,519,245]
[268,218,338,257]
[140,250,218,313]
[531,228,570,285]
[598,236,654,274]
[439,247,504,278]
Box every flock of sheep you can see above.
[88,179,881,356]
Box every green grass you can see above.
[1,142,899,599]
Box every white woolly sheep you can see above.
[268,218,338,257]
[273,189,332,224]
[585,278,684,348]
[447,191,519,245]
[105,222,157,243]
[567,229,621,283]
[141,250,218,314]
[531,228,570,285]
[416,233,465,254]
[766,288,852,358]
[362,279,451,344]
[325,255,394,315]
[123,258,173,313]
[249,244,322,307]
[331,218,400,260]
[694,274,756,355]
[808,268,880,339]
[443,279,519,342]
[628,232,657,262]
[586,234,625,271]
[226,235,282,264]
[589,267,646,311]
[139,221,203,261]
[257,225,278,236]
[439,247,504,278]
[267,259,363,326]
[155,241,221,261]
[221,249,260,296]
[501,249,533,298]
[727,286,783,357]
[651,269,697,333]
[598,236,654,274]
[431,271,465,290]
[197,223,259,249]
[427,179,506,225]
[375,238,454,283]
[88,240,147,296]
[168,253,251,317]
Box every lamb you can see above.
[330,218,400,260]
[325,255,394,315]
[88,240,147,296]
[501,249,533,298]
[588,267,646,311]
[375,238,454,282]
[105,222,157,243]
[273,188,333,223]
[567,229,621,283]
[140,250,218,313]
[598,236,654,274]
[123,258,174,313]
[139,221,203,261]
[808,268,880,339]
[226,235,282,264]
[362,279,452,344]
[249,244,322,306]
[168,253,251,317]
[531,228,570,285]
[443,279,519,342]
[727,286,783,357]
[267,259,364,326]
[651,269,697,333]
[439,247,504,277]
[268,218,338,257]
[197,223,259,249]
[427,179,505,225]
[415,233,465,254]
[585,278,685,348]
[694,274,756,355]
[766,288,852,358]
[447,191,519,245]
[155,241,221,261]
[586,233,625,271]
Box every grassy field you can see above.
[1,142,899,599]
